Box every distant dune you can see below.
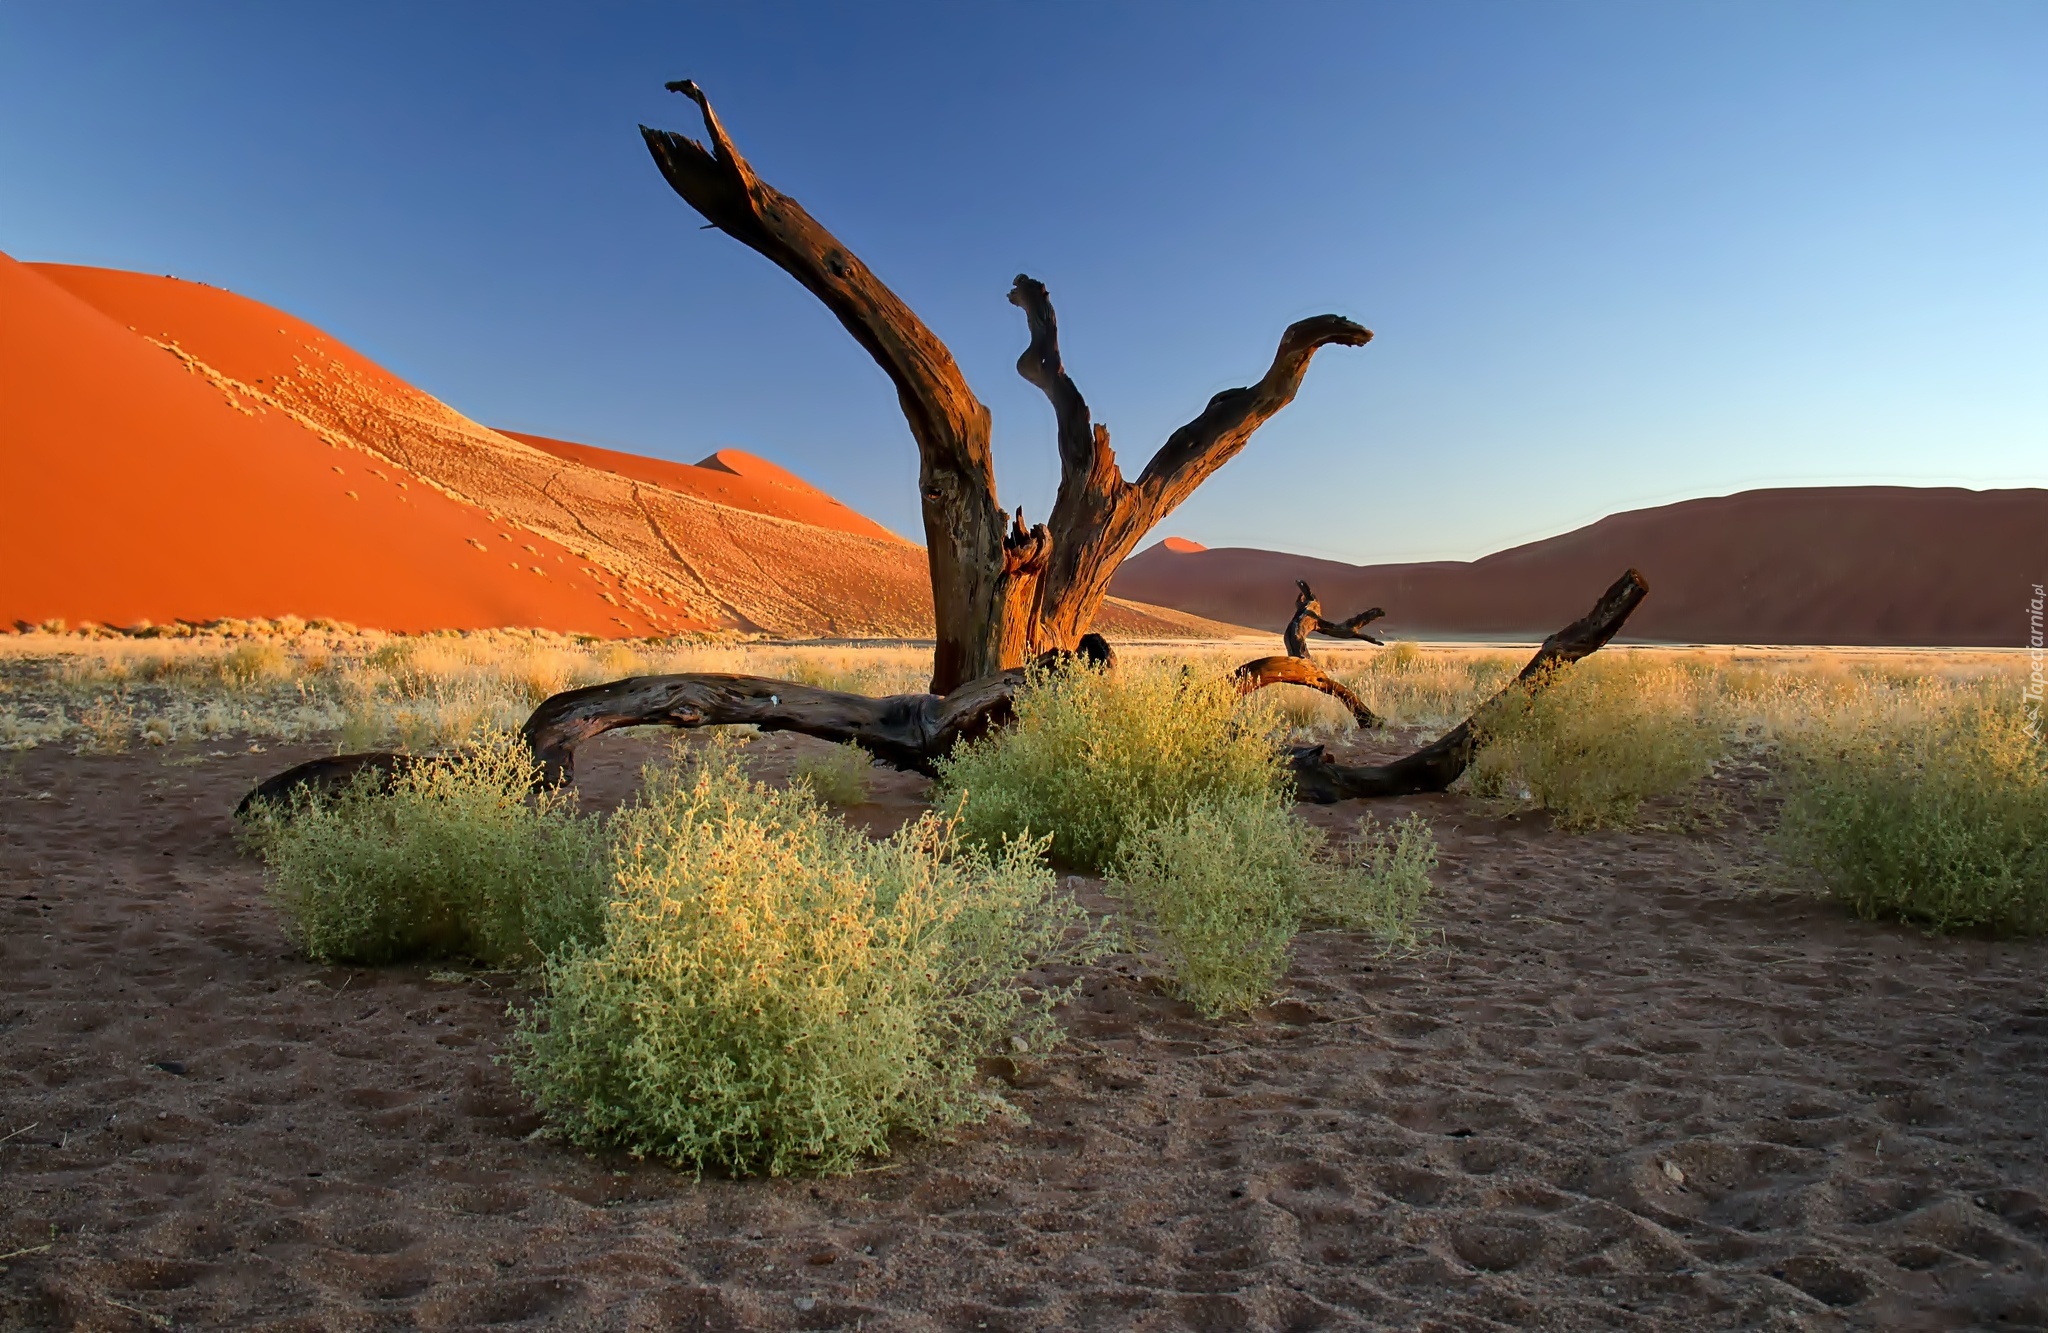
[6,256,1244,643]
[1114,488,2048,647]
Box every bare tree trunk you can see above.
[642,84,1369,688]
[641,82,1011,692]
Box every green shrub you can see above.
[1113,800,1438,1016]
[256,734,607,965]
[1305,812,1439,944]
[792,741,873,805]
[935,662,1287,871]
[1113,796,1313,1016]
[509,741,1103,1176]
[1776,695,2048,935]
[1466,657,1725,828]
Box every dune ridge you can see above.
[1114,487,2048,646]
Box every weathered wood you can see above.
[641,82,1008,692]
[642,83,1370,687]
[1230,580,1387,726]
[521,667,1027,784]
[1282,580,1384,656]
[1232,655,1380,727]
[1289,569,1650,802]
[236,637,1137,815]
[233,751,425,818]
[1007,276,1373,654]
[239,571,1637,816]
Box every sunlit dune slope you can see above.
[1114,487,2048,646]
[0,252,659,635]
[499,431,904,543]
[19,261,1246,644]
[31,262,929,637]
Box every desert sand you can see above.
[12,260,1241,644]
[2,732,2042,1331]
[1112,488,2048,647]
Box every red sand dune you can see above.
[9,258,1243,641]
[0,251,657,635]
[1114,487,2048,646]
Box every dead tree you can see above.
[640,81,1371,693]
[1232,580,1386,727]
[242,81,1652,815]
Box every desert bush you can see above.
[1305,812,1439,943]
[792,741,873,805]
[1112,796,1315,1015]
[220,640,290,688]
[935,663,1288,871]
[1113,800,1439,1016]
[75,698,133,753]
[1776,693,2048,935]
[255,734,607,965]
[1465,658,1726,828]
[510,741,1100,1176]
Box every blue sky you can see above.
[3,2,2042,562]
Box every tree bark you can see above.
[1230,580,1386,725]
[1281,579,1384,656]
[641,84,1370,687]
[1288,569,1649,802]
[1007,277,1373,653]
[520,668,1027,784]
[1232,655,1380,727]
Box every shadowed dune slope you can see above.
[1114,487,2048,646]
[0,252,656,635]
[18,261,1250,643]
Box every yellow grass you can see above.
[0,623,931,753]
[1,624,2027,782]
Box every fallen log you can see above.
[1232,580,1387,727]
[522,666,1026,784]
[233,751,425,819]
[236,641,1117,814]
[1287,568,1649,802]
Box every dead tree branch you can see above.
[239,575,1638,816]
[641,85,1370,684]
[1288,569,1650,802]
[1232,580,1387,726]
[1006,276,1373,652]
[642,81,1010,691]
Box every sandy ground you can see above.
[1,732,2044,1331]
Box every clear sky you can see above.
[3,2,2042,563]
